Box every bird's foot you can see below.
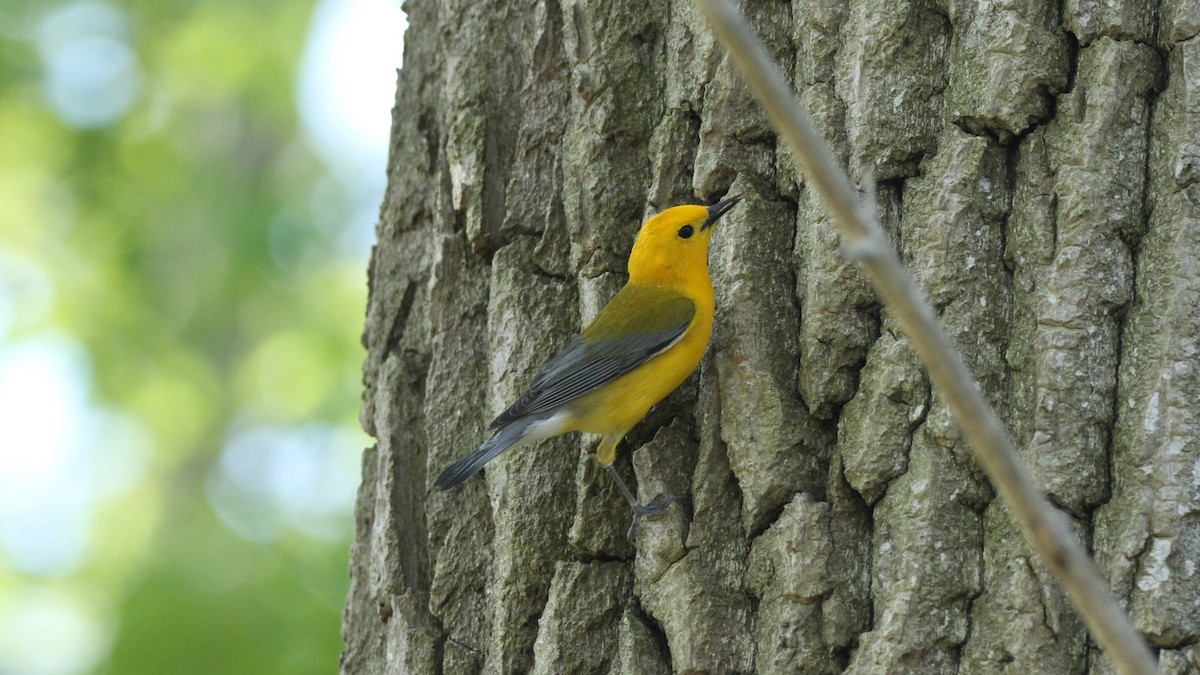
[627,493,681,541]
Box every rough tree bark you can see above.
[343,1,1200,673]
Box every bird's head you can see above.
[627,195,741,286]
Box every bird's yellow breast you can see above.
[567,284,714,439]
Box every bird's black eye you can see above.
[677,225,694,239]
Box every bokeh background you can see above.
[0,0,405,672]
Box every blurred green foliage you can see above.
[0,0,378,672]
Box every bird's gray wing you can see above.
[488,287,695,430]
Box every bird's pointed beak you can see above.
[702,194,743,230]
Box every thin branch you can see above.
[693,1,1159,674]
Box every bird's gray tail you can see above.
[433,415,544,490]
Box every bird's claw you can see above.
[632,493,680,516]
[626,493,681,541]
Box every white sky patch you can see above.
[206,424,362,543]
[36,1,142,129]
[0,587,111,675]
[297,0,405,182]
[0,335,93,574]
[0,334,149,576]
[295,0,407,254]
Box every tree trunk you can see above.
[343,1,1199,673]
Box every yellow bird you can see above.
[435,195,741,529]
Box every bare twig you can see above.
[694,1,1159,673]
